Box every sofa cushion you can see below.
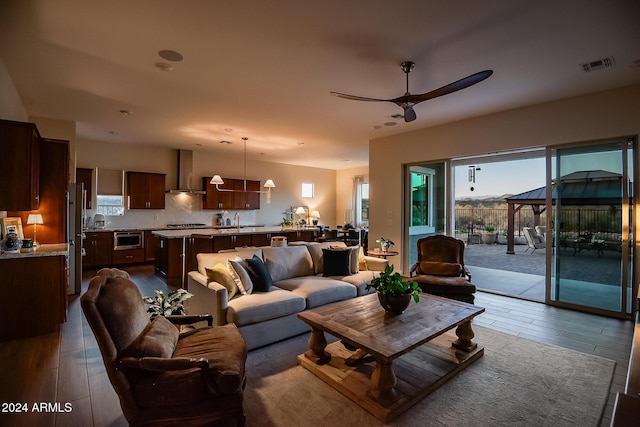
[229,257,254,294]
[227,288,306,326]
[419,261,463,277]
[244,255,273,292]
[323,248,352,276]
[262,246,314,282]
[274,276,357,308]
[331,270,380,296]
[197,248,263,275]
[121,315,179,359]
[205,263,238,299]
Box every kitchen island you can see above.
[152,226,316,287]
[0,244,68,341]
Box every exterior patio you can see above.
[461,240,626,312]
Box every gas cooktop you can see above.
[166,223,208,229]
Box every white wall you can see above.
[77,138,337,229]
[369,83,640,271]
[0,57,27,121]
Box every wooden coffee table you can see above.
[297,293,485,422]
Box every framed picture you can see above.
[1,217,24,240]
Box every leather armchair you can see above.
[410,235,476,304]
[81,268,247,426]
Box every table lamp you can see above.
[27,213,43,246]
[311,210,320,225]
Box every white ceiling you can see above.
[1,0,639,170]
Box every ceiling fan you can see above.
[330,61,493,122]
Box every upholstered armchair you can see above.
[81,268,247,427]
[409,235,476,304]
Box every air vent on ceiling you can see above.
[581,56,615,72]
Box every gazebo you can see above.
[504,170,624,254]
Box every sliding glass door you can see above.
[548,139,635,316]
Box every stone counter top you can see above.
[85,225,267,233]
[152,226,287,239]
[0,243,69,259]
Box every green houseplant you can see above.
[143,289,193,317]
[366,264,420,314]
[375,237,395,252]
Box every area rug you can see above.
[244,326,615,427]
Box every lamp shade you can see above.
[311,210,320,218]
[264,179,275,188]
[295,206,306,214]
[27,214,43,225]
[210,175,225,185]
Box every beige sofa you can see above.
[186,241,388,350]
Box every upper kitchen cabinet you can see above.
[202,177,260,210]
[233,179,261,210]
[127,172,166,209]
[202,176,234,210]
[76,167,94,209]
[0,119,40,211]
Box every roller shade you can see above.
[97,168,124,196]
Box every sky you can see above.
[454,158,545,198]
[454,150,625,199]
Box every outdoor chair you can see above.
[523,227,546,254]
[409,235,476,304]
[81,268,247,427]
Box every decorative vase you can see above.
[378,292,412,314]
[381,242,390,252]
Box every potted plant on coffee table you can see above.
[366,264,420,314]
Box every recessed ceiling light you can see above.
[155,62,174,71]
[372,125,382,130]
[224,128,233,132]
[384,121,397,126]
[195,143,203,147]
[108,130,118,135]
[158,50,184,62]
[342,159,353,163]
[119,109,132,116]
[297,142,305,146]
[220,140,233,145]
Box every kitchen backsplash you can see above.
[85,193,259,230]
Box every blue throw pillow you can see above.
[322,248,352,277]
[244,255,273,292]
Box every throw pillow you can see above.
[322,248,352,277]
[228,257,253,294]
[419,261,463,277]
[205,263,238,299]
[244,255,274,292]
[358,246,368,271]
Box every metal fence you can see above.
[454,207,621,236]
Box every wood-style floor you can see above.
[0,264,634,427]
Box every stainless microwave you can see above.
[113,231,143,250]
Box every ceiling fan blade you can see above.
[330,92,389,102]
[400,70,493,105]
[403,106,416,122]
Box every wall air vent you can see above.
[581,56,615,72]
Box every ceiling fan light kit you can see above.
[331,61,493,122]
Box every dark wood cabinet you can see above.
[213,234,252,252]
[202,177,260,210]
[84,232,113,268]
[0,254,67,341]
[155,237,184,287]
[112,248,145,265]
[0,119,41,211]
[76,167,94,209]
[144,230,160,262]
[202,176,234,209]
[127,172,166,209]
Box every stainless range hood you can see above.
[167,149,205,194]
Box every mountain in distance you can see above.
[455,193,512,201]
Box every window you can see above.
[301,182,314,198]
[357,182,369,225]
[96,168,125,216]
